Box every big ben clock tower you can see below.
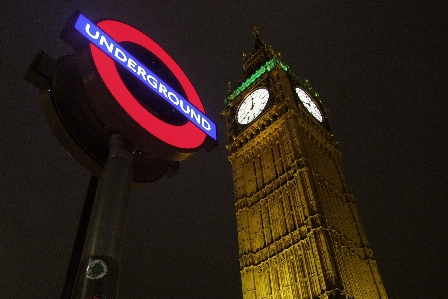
[222,28,388,299]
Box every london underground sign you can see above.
[26,11,218,183]
[25,11,217,298]
[74,14,217,148]
[25,12,218,298]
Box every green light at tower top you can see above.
[225,57,320,107]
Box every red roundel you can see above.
[90,20,206,149]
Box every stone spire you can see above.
[242,26,279,80]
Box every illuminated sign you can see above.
[74,14,217,149]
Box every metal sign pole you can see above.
[61,175,99,299]
[71,134,134,299]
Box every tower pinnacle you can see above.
[242,27,278,80]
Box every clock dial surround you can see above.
[295,87,323,122]
[236,88,269,125]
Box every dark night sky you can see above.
[2,1,447,298]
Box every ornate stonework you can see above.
[223,33,388,299]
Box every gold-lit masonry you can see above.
[222,31,388,299]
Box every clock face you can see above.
[236,88,269,124]
[295,87,323,122]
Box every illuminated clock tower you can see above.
[222,28,388,299]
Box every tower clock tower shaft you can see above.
[223,30,388,299]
